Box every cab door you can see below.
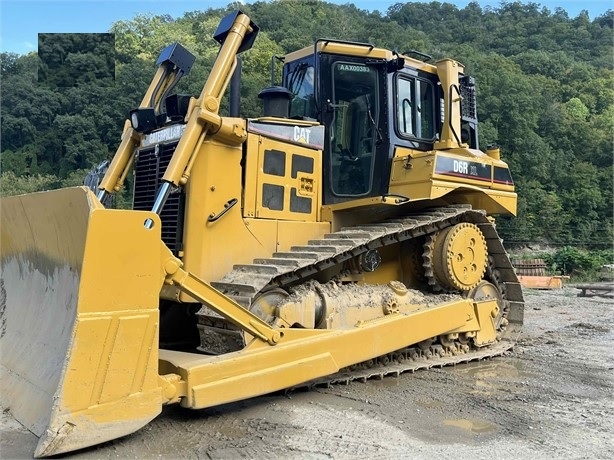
[317,56,389,205]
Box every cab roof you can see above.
[284,40,439,74]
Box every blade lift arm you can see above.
[97,52,193,203]
[150,12,257,220]
[97,12,257,222]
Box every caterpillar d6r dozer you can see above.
[0,11,523,457]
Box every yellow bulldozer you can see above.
[0,11,523,457]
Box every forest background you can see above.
[1,0,612,272]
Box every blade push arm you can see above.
[161,241,281,346]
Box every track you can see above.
[198,205,524,384]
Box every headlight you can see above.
[128,108,158,133]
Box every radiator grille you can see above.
[133,142,184,254]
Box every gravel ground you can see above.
[2,285,613,459]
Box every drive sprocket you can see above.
[428,222,488,291]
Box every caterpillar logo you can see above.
[247,120,325,150]
[338,64,370,73]
[294,126,311,144]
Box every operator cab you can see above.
[284,45,391,205]
[282,40,479,206]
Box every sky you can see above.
[1,0,612,55]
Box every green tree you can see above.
[1,0,611,248]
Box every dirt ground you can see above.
[2,285,613,459]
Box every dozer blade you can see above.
[1,187,165,457]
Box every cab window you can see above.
[287,64,316,119]
[397,76,435,140]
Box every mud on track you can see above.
[2,286,613,459]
